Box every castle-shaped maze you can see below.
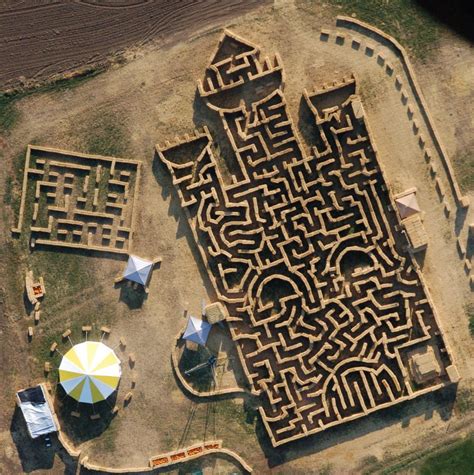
[157,32,458,446]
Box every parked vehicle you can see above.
[44,435,52,448]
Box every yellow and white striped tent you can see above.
[59,341,121,404]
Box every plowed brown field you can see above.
[0,0,268,88]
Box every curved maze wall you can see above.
[156,31,458,447]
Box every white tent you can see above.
[395,192,421,220]
[183,316,212,346]
[123,255,153,286]
[16,385,58,438]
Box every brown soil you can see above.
[0,1,473,474]
[0,0,269,89]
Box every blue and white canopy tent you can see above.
[115,254,162,292]
[123,255,153,286]
[182,316,212,347]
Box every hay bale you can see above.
[205,302,227,324]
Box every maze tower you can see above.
[157,31,458,446]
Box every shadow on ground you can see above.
[152,150,217,301]
[54,384,118,445]
[31,241,128,262]
[255,383,458,468]
[10,406,55,472]
[415,0,474,43]
[77,452,241,474]
[116,281,148,309]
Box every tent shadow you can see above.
[54,385,118,445]
[10,406,55,473]
[116,281,148,309]
[177,341,215,393]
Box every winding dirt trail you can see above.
[0,0,269,88]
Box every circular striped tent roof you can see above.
[59,341,121,404]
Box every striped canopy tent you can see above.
[59,342,121,404]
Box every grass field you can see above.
[365,433,474,475]
[455,152,474,193]
[418,436,474,475]
[0,94,20,133]
[323,0,440,59]
[465,303,474,336]
[0,68,103,134]
[80,110,130,158]
[3,107,126,378]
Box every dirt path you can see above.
[0,0,270,88]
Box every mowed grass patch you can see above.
[0,94,21,133]
[3,148,29,213]
[173,398,259,456]
[76,109,131,158]
[373,433,474,475]
[454,152,474,193]
[0,68,103,135]
[418,435,474,475]
[455,387,474,415]
[36,67,103,94]
[215,399,258,437]
[30,249,94,307]
[0,239,26,317]
[89,416,121,454]
[1,146,30,314]
[466,303,474,336]
[32,296,118,377]
[320,0,441,59]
